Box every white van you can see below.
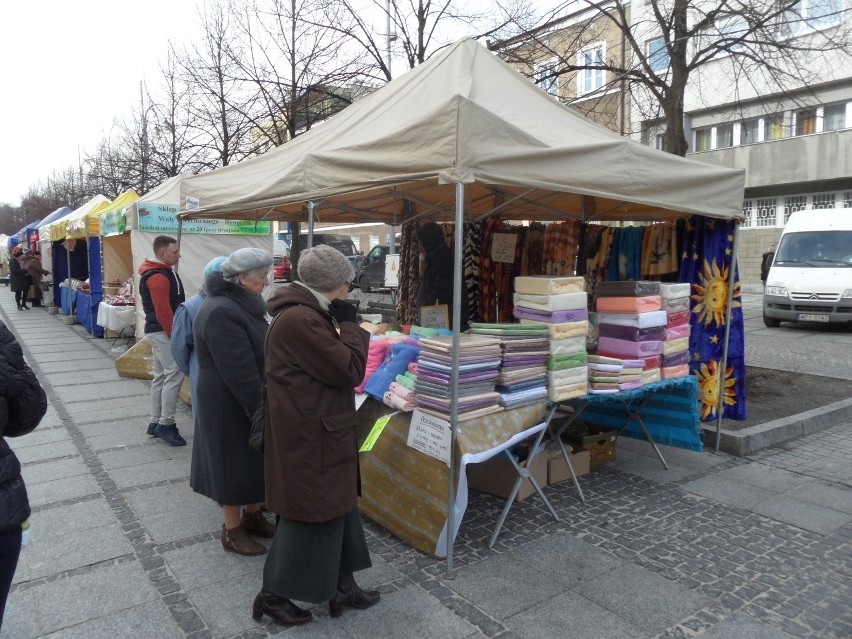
[762,208,852,327]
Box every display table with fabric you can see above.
[60,286,77,316]
[96,301,136,343]
[356,399,547,559]
[74,291,104,337]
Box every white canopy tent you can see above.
[178,38,746,575]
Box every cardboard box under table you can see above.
[356,399,547,559]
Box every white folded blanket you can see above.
[596,310,666,329]
[662,297,690,313]
[659,282,690,300]
[513,291,587,312]
[547,381,588,402]
[548,335,586,355]
[518,319,589,339]
[514,276,585,295]
[547,366,588,386]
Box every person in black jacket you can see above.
[415,222,469,330]
[0,320,47,629]
[8,248,30,311]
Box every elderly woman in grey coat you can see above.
[191,248,274,556]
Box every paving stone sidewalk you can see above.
[1,294,850,639]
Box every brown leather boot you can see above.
[241,509,275,538]
[252,589,312,625]
[221,524,266,556]
[328,572,380,618]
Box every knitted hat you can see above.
[297,245,354,292]
[221,248,273,278]
[416,222,445,253]
[203,256,227,279]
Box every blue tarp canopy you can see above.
[36,206,72,228]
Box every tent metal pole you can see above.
[715,220,740,453]
[175,217,183,277]
[307,201,315,248]
[446,182,464,580]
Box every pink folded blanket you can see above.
[666,310,690,328]
[355,339,390,393]
[596,295,662,314]
[664,324,690,340]
[408,362,418,374]
[383,390,416,411]
[390,382,415,402]
[661,364,690,379]
[596,352,660,370]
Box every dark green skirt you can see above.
[262,508,372,603]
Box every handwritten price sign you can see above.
[491,233,517,263]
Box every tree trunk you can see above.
[662,0,690,157]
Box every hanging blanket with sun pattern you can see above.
[678,215,747,421]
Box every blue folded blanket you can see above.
[364,343,421,400]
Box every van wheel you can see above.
[763,314,781,328]
[359,275,371,294]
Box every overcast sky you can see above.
[0,0,200,206]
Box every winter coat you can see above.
[9,256,28,294]
[25,256,49,286]
[263,283,369,523]
[0,322,47,532]
[190,275,268,506]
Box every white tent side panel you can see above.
[129,231,273,336]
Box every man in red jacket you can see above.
[139,236,187,446]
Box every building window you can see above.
[694,127,711,152]
[740,118,760,144]
[717,13,748,50]
[741,199,754,227]
[783,0,843,34]
[812,193,835,209]
[716,124,734,148]
[647,37,669,72]
[784,195,808,223]
[823,103,847,131]
[755,198,777,227]
[577,42,605,95]
[535,59,559,97]
[655,134,667,151]
[766,114,785,139]
[795,108,818,135]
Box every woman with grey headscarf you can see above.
[192,248,275,556]
[252,244,377,627]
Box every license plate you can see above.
[797,313,830,322]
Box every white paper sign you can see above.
[185,196,200,211]
[407,408,452,466]
[491,233,517,263]
[385,254,400,287]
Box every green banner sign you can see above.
[101,207,127,237]
[138,203,270,235]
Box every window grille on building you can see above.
[784,195,808,223]
[755,198,777,227]
[812,193,835,209]
[741,200,753,227]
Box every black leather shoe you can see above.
[328,573,380,618]
[252,590,312,625]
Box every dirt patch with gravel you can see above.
[720,366,852,431]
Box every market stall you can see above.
[178,39,745,570]
[98,174,273,339]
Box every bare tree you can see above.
[232,0,374,151]
[177,0,256,168]
[495,0,852,156]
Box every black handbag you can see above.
[248,307,293,451]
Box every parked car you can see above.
[299,233,363,269]
[273,254,291,281]
[355,244,391,293]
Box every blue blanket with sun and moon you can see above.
[678,215,747,422]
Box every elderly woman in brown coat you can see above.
[253,245,378,627]
[24,251,50,307]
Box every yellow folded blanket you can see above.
[547,366,588,385]
[641,368,661,384]
[514,275,585,295]
[661,336,689,355]
[518,319,589,339]
[548,335,586,355]
[547,381,588,402]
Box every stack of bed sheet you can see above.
[413,334,503,421]
[587,354,645,394]
[660,283,691,379]
[470,323,549,410]
[595,281,665,377]
[513,276,589,402]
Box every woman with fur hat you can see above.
[253,244,377,627]
[191,248,275,556]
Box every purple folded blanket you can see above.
[598,323,665,342]
[661,350,690,367]
[513,306,589,323]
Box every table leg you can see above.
[617,394,669,470]
[549,400,589,503]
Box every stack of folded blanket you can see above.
[587,355,645,393]
[595,281,665,379]
[469,323,549,409]
[414,334,503,421]
[512,276,589,402]
[660,283,691,379]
